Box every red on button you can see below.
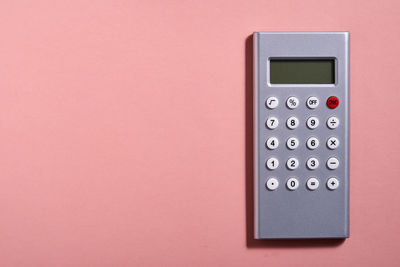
[327,96,339,109]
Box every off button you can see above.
[327,96,339,109]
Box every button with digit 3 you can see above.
[327,137,339,149]
[307,157,319,170]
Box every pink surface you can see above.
[0,0,399,266]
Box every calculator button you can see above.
[327,157,339,170]
[286,158,299,170]
[286,96,299,109]
[286,178,299,191]
[266,117,279,129]
[306,157,319,170]
[306,117,319,129]
[266,137,279,150]
[327,137,340,149]
[306,178,319,190]
[266,158,279,170]
[266,97,279,109]
[327,116,340,129]
[327,96,339,109]
[266,178,279,190]
[307,96,319,109]
[286,137,299,150]
[306,137,319,150]
[286,116,299,129]
[327,177,339,190]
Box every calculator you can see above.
[253,32,349,239]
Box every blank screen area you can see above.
[270,59,335,84]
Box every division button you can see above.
[327,177,339,190]
[286,178,299,191]
[306,178,319,190]
[327,116,340,129]
[307,96,319,109]
[327,137,340,149]
[286,96,299,109]
[327,96,339,109]
[266,178,279,190]
[327,157,339,170]
[266,97,279,109]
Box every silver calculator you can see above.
[253,32,349,239]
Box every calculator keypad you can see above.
[264,96,342,191]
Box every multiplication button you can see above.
[306,157,319,170]
[327,137,339,149]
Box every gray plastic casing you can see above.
[253,32,349,239]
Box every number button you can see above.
[266,117,279,129]
[266,178,279,191]
[286,116,299,129]
[307,96,319,109]
[266,137,279,150]
[327,116,340,129]
[286,137,299,150]
[266,158,279,170]
[286,96,299,109]
[327,157,339,170]
[306,178,319,190]
[306,137,319,150]
[327,137,339,149]
[286,178,299,191]
[266,97,279,109]
[306,116,319,129]
[306,157,319,170]
[327,177,339,190]
[286,157,299,170]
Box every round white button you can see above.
[266,178,279,190]
[286,157,299,170]
[306,137,319,150]
[286,96,299,109]
[327,116,340,129]
[306,116,319,129]
[266,117,279,129]
[327,157,339,170]
[266,137,279,150]
[327,177,339,190]
[266,158,279,170]
[286,137,299,150]
[306,178,319,190]
[306,157,319,170]
[266,97,279,109]
[327,137,340,149]
[286,178,299,190]
[287,116,299,129]
[307,96,319,109]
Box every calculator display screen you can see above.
[270,59,335,84]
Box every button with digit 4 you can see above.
[266,178,279,190]
[266,137,279,150]
[287,116,299,129]
[286,178,299,190]
[286,96,299,109]
[266,97,279,109]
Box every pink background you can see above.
[0,0,399,266]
